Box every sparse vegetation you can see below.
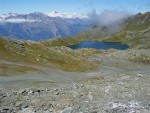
[40,37,80,47]
[0,37,99,72]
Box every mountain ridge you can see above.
[0,12,92,41]
[0,12,88,20]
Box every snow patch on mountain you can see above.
[0,12,88,23]
[45,11,88,19]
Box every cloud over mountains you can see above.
[88,10,129,26]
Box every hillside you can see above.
[0,37,100,74]
[105,12,150,48]
[76,12,150,49]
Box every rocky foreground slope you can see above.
[0,48,150,113]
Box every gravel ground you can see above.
[0,49,150,113]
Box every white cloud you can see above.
[0,19,37,23]
[88,10,129,26]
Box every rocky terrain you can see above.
[0,48,150,113]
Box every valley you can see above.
[0,11,150,113]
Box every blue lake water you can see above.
[69,41,129,50]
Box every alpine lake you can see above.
[69,41,129,50]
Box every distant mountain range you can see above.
[0,12,91,41]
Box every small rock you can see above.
[21,90,28,95]
[55,92,59,95]
[15,101,22,107]
[2,108,9,111]
[37,90,41,93]
[22,104,28,109]
[137,73,144,78]
[54,88,59,91]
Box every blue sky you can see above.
[0,0,150,14]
